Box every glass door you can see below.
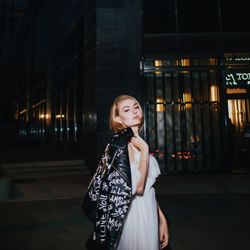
[227,90,250,170]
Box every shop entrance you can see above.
[227,89,250,171]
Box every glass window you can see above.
[178,0,219,33]
[13,0,26,7]
[143,0,176,33]
[0,6,7,34]
[221,0,250,32]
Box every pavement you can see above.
[0,172,249,250]
[3,172,250,202]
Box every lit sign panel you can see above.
[225,72,250,87]
[225,57,250,63]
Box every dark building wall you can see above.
[81,0,143,167]
[94,0,142,163]
[2,0,143,168]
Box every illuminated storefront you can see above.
[225,54,250,169]
[140,54,250,173]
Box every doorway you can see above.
[227,88,250,171]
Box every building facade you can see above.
[3,0,250,173]
[142,0,250,173]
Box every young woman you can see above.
[84,95,169,250]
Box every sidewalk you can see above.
[5,172,250,202]
[156,172,250,194]
[1,173,250,250]
[1,141,250,201]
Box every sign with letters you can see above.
[225,72,250,88]
[225,56,250,64]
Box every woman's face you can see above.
[116,98,143,129]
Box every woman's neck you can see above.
[131,126,139,136]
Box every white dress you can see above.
[117,148,161,250]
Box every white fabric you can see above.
[117,148,161,250]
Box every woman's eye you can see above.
[124,109,129,112]
[135,106,139,109]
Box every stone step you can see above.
[0,160,89,179]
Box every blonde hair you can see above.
[109,95,144,132]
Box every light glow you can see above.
[156,98,165,112]
[210,85,218,102]
[56,114,65,119]
[39,114,50,119]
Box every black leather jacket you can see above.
[86,128,134,249]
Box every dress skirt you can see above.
[117,151,161,250]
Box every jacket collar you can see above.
[118,127,134,138]
[111,127,134,149]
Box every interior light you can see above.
[39,114,50,119]
[183,93,192,109]
[156,98,165,112]
[56,114,65,119]
[155,60,163,67]
[210,84,220,104]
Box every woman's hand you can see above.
[159,216,169,249]
[159,207,169,249]
[130,135,149,153]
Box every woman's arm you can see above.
[158,204,169,249]
[136,149,149,195]
[130,135,149,195]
